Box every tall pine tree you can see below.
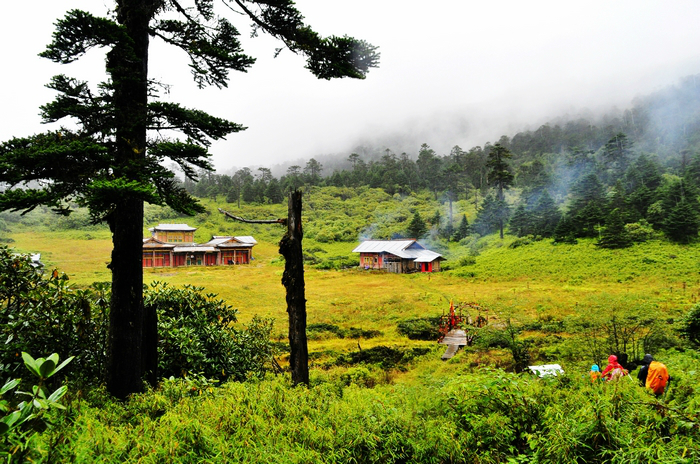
[485,143,514,238]
[0,0,379,399]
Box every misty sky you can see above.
[2,1,700,173]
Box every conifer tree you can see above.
[596,208,633,249]
[600,132,633,181]
[473,193,509,237]
[452,214,470,241]
[0,0,379,399]
[508,203,532,237]
[486,143,514,238]
[407,211,428,239]
[532,190,561,237]
[553,213,578,244]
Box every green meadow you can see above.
[6,195,698,357]
[3,190,700,462]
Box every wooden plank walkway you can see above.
[439,329,467,360]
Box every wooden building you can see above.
[352,239,444,273]
[142,224,256,268]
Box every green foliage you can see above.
[396,317,442,340]
[565,299,677,366]
[406,210,428,239]
[680,303,700,348]
[28,351,700,463]
[596,208,633,249]
[0,247,274,386]
[0,352,72,461]
[306,323,381,340]
[334,345,431,370]
[145,282,275,382]
[0,246,108,383]
[473,193,510,237]
[452,214,470,241]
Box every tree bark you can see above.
[279,190,309,385]
[106,0,159,399]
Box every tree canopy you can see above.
[0,0,379,399]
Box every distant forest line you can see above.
[183,74,700,247]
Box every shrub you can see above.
[315,256,359,270]
[338,366,376,388]
[0,247,275,387]
[0,246,109,384]
[680,303,700,348]
[625,220,657,242]
[397,317,441,340]
[307,323,381,340]
[0,352,73,462]
[145,282,275,382]
[334,345,431,370]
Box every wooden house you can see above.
[142,224,256,268]
[352,239,444,273]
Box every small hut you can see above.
[352,239,444,273]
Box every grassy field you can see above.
[5,206,700,462]
[8,226,698,358]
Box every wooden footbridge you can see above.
[438,301,467,360]
[439,328,467,360]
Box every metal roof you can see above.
[352,240,419,254]
[204,236,257,247]
[233,235,257,244]
[352,240,443,262]
[148,223,197,232]
[142,238,175,248]
[412,249,443,262]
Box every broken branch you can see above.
[218,208,287,225]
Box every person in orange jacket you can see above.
[637,354,671,396]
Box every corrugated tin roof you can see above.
[352,240,442,262]
[204,236,257,247]
[352,240,418,254]
[412,249,443,262]
[234,235,257,244]
[148,223,197,232]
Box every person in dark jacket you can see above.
[637,353,654,386]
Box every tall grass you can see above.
[36,350,700,463]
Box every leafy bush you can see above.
[680,303,700,348]
[145,282,275,382]
[315,256,359,270]
[334,345,431,370]
[338,366,377,388]
[396,317,441,340]
[0,352,73,462]
[307,323,381,340]
[0,246,109,384]
[508,236,535,248]
[625,220,657,242]
[17,348,700,463]
[0,247,275,387]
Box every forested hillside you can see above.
[186,74,700,247]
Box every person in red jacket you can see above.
[601,354,628,380]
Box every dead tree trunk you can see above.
[218,192,309,385]
[279,190,309,385]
